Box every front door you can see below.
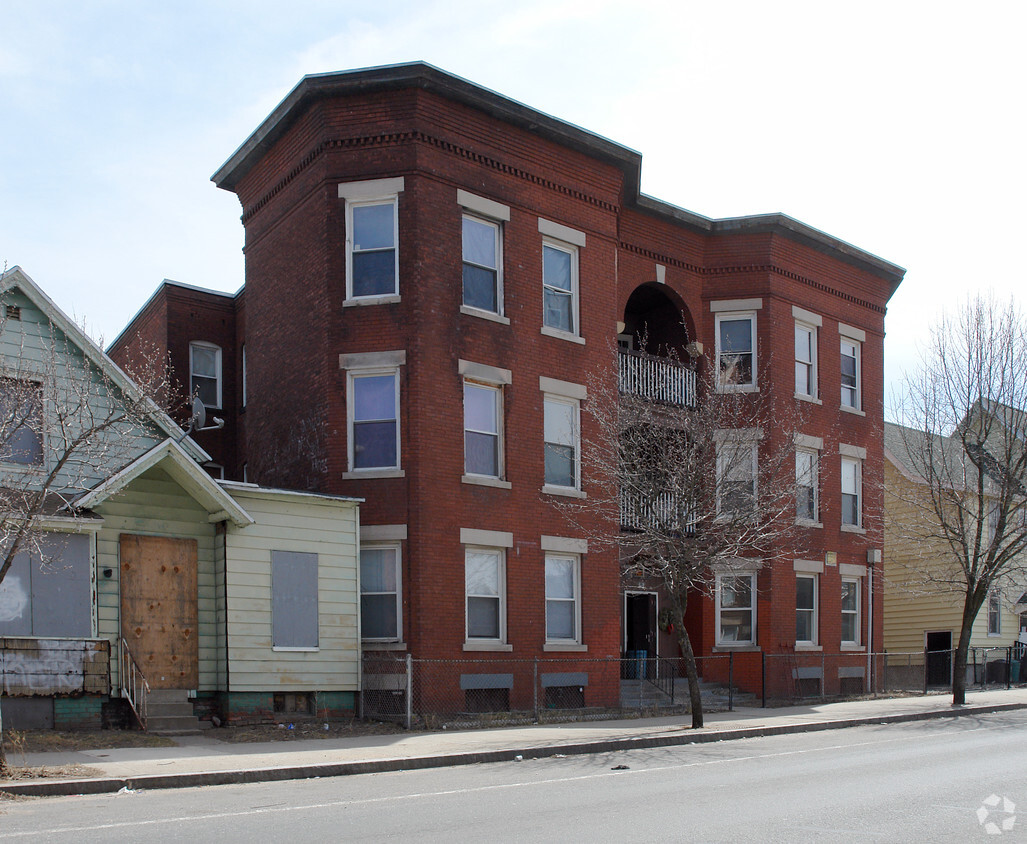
[624,592,657,658]
[120,534,199,689]
[925,630,952,687]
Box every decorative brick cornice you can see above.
[241,130,619,224]
[618,241,886,315]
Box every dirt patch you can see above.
[1,764,103,783]
[5,730,176,754]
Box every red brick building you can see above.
[111,62,903,707]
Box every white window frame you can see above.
[716,571,757,646]
[341,178,404,304]
[360,543,402,643]
[465,546,507,646]
[463,380,503,479]
[716,439,758,517]
[714,309,758,392]
[840,454,863,529]
[988,588,1002,636]
[189,341,222,409]
[840,326,863,412]
[462,214,503,316]
[543,394,581,492]
[545,553,582,646]
[795,447,820,524]
[794,310,819,400]
[541,238,580,339]
[795,573,818,646]
[841,577,860,645]
[341,350,406,478]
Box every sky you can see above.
[2,1,1025,417]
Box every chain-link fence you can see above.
[362,646,1027,728]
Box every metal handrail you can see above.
[119,638,150,730]
[642,655,677,703]
[618,350,696,407]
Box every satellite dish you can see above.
[191,396,207,430]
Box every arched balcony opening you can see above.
[618,283,698,408]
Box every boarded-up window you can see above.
[0,533,91,637]
[0,379,43,465]
[271,550,318,648]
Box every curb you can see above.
[4,701,1026,797]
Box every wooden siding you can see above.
[0,637,110,696]
[224,490,359,692]
[883,460,1022,653]
[93,466,219,693]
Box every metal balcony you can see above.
[619,489,697,534]
[618,350,696,407]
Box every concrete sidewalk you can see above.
[4,688,1027,797]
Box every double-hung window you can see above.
[841,578,860,645]
[794,436,822,524]
[795,574,818,645]
[839,323,864,411]
[0,378,43,465]
[464,382,501,477]
[539,218,585,340]
[717,433,759,517]
[712,299,761,391]
[190,342,221,408]
[988,588,1002,636]
[540,377,586,495]
[466,547,505,642]
[840,447,864,529]
[340,178,404,303]
[360,545,401,642]
[793,307,821,400]
[545,554,581,644]
[459,361,511,485]
[341,350,405,476]
[716,573,756,645]
[463,216,501,313]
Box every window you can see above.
[464,382,502,477]
[466,547,505,642]
[348,200,398,298]
[841,456,861,527]
[360,545,401,642]
[463,215,501,313]
[716,313,756,389]
[271,550,319,649]
[717,573,756,645]
[190,342,221,408]
[796,574,817,644]
[349,371,399,471]
[542,240,578,335]
[988,588,1002,636]
[0,378,42,465]
[795,323,817,398]
[545,554,581,644]
[717,441,757,516]
[796,449,819,522]
[841,338,861,409]
[544,396,579,489]
[841,578,860,645]
[0,533,91,637]
[340,178,404,302]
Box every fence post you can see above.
[761,651,766,708]
[728,651,734,711]
[974,648,980,688]
[821,650,826,699]
[923,647,929,695]
[405,654,412,731]
[533,658,539,721]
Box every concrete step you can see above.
[142,689,210,734]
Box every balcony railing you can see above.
[619,489,697,533]
[618,350,696,407]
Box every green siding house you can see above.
[1,267,360,730]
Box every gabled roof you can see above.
[0,266,209,465]
[75,438,253,527]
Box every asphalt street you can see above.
[3,711,1027,842]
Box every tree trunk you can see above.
[952,590,984,706]
[0,697,8,778]
[669,591,704,728]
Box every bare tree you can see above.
[0,270,183,773]
[890,295,1027,705]
[564,348,806,728]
